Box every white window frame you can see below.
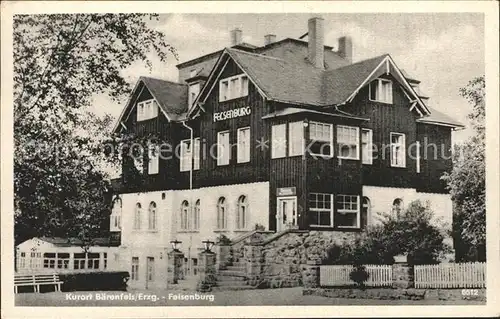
[369,78,393,104]
[416,140,421,173]
[289,121,305,157]
[361,128,373,165]
[180,139,192,172]
[148,144,159,175]
[137,99,158,121]
[390,132,406,168]
[337,125,360,160]
[309,193,334,227]
[111,197,122,231]
[131,257,139,281]
[134,203,141,230]
[336,195,360,229]
[193,199,200,231]
[219,74,249,102]
[148,202,157,231]
[237,127,251,163]
[180,200,190,230]
[217,131,230,166]
[216,197,227,230]
[309,121,333,157]
[193,138,200,170]
[271,124,287,159]
[236,195,249,230]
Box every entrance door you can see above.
[145,257,154,289]
[276,196,297,231]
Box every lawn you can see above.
[15,288,485,306]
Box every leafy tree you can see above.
[442,75,485,262]
[14,14,177,246]
[323,200,450,266]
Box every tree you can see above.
[14,14,177,246]
[442,75,486,261]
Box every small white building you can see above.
[16,237,120,274]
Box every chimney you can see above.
[308,17,324,69]
[264,34,276,45]
[337,36,353,64]
[230,28,243,46]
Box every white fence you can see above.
[414,262,486,288]
[319,265,393,287]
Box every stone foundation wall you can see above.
[250,230,356,288]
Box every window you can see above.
[180,140,192,172]
[131,257,139,281]
[147,257,155,281]
[30,252,42,269]
[309,122,333,157]
[193,138,200,170]
[217,131,230,166]
[309,193,333,227]
[192,258,198,275]
[87,253,100,269]
[390,133,406,167]
[289,121,304,156]
[180,200,189,230]
[336,195,360,228]
[416,141,421,173]
[219,74,249,102]
[18,252,26,269]
[134,203,141,230]
[361,129,373,165]
[193,200,200,230]
[237,127,250,163]
[148,144,159,175]
[369,78,393,104]
[133,149,144,174]
[137,99,159,121]
[57,253,70,269]
[337,126,359,159]
[103,253,108,269]
[188,83,200,106]
[392,198,403,216]
[236,195,248,229]
[43,253,56,269]
[361,197,370,229]
[111,197,122,231]
[148,202,157,230]
[217,197,227,230]
[74,253,86,270]
[271,124,287,159]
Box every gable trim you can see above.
[112,80,143,133]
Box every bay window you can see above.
[369,78,393,104]
[309,122,333,157]
[309,193,333,227]
[337,125,359,160]
[390,132,406,167]
[336,195,360,228]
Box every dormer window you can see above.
[369,78,393,104]
[137,99,158,121]
[219,74,248,102]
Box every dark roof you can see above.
[417,107,465,128]
[139,76,188,120]
[227,48,387,107]
[39,237,116,247]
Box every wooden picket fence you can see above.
[414,262,486,288]
[319,265,393,287]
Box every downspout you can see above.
[182,120,194,275]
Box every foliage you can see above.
[13,14,176,246]
[323,200,450,266]
[349,265,369,289]
[442,75,485,262]
[216,234,232,246]
[254,223,266,231]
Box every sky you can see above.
[93,13,484,143]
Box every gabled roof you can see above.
[112,77,188,133]
[37,237,116,247]
[417,107,465,128]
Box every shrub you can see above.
[254,223,266,231]
[216,234,232,245]
[59,271,129,291]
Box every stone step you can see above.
[217,275,247,282]
[218,270,246,277]
[216,280,250,287]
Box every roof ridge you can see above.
[226,47,286,62]
[139,76,187,87]
[326,53,389,73]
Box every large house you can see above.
[110,17,464,289]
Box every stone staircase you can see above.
[215,261,253,291]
